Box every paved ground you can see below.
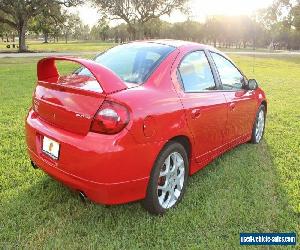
[1,51,300,58]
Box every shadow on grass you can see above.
[1,140,298,249]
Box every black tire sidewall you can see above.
[142,142,189,215]
[251,105,266,144]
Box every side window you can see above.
[211,52,245,90]
[178,51,216,92]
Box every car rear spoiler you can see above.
[37,56,127,94]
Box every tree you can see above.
[108,23,130,43]
[158,21,173,39]
[29,3,64,43]
[90,0,188,39]
[0,22,16,42]
[292,4,300,30]
[239,16,256,48]
[90,17,110,41]
[0,23,6,41]
[143,18,162,38]
[61,13,81,43]
[204,16,222,47]
[257,0,300,49]
[74,24,91,40]
[0,0,82,52]
[164,20,203,42]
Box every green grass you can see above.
[0,54,299,249]
[0,40,115,52]
[222,47,277,53]
[0,40,288,53]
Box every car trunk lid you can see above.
[33,56,127,135]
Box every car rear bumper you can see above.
[25,109,163,205]
[28,148,149,204]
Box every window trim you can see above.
[177,49,220,94]
[209,51,248,91]
[140,49,175,83]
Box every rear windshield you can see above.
[77,43,175,84]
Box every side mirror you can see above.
[247,79,258,90]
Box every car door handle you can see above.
[191,108,202,119]
[229,102,236,111]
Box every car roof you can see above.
[147,39,203,47]
[143,39,213,50]
[131,39,223,54]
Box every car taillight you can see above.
[90,101,129,134]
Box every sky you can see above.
[72,0,274,27]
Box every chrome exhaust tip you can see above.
[31,161,38,169]
[79,191,87,202]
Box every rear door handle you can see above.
[229,102,236,111]
[191,108,202,119]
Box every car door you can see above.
[209,52,257,144]
[175,50,228,163]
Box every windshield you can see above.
[77,42,175,84]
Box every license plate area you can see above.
[42,136,60,160]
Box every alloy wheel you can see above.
[157,152,185,209]
[255,109,265,142]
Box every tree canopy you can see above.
[0,0,299,51]
[0,0,82,51]
[90,0,188,39]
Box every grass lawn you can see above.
[0,54,299,249]
[0,40,290,54]
[0,40,115,52]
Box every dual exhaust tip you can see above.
[31,161,39,169]
[30,160,87,203]
[79,191,87,202]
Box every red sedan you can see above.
[26,40,267,214]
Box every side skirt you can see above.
[189,133,251,175]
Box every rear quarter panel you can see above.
[110,49,193,146]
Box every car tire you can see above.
[141,142,189,215]
[250,105,266,144]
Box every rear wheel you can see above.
[251,105,266,144]
[142,142,189,215]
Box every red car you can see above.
[26,40,267,215]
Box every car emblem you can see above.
[75,113,90,119]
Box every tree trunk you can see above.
[18,21,27,52]
[43,32,49,43]
[65,33,68,43]
[127,25,137,40]
[252,38,256,50]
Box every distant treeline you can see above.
[90,17,298,50]
[1,0,300,51]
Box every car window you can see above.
[178,51,216,92]
[77,43,175,84]
[211,52,245,90]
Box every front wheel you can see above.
[141,142,189,215]
[251,105,266,144]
